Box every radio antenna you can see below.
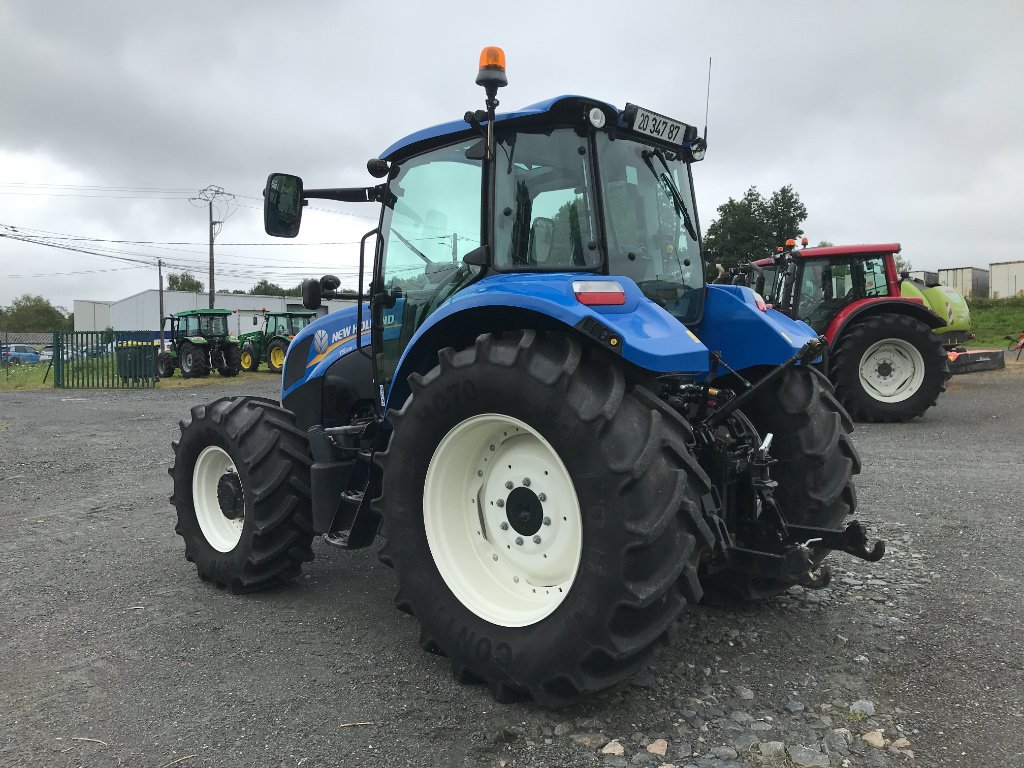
[703,57,712,142]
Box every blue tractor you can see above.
[170,48,883,705]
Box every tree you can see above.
[703,185,808,269]
[0,294,72,332]
[817,240,834,248]
[249,280,286,296]
[167,271,204,292]
[895,253,913,274]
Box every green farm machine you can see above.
[238,310,317,373]
[157,309,241,379]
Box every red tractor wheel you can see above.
[829,314,949,422]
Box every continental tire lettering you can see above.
[474,636,491,662]
[494,642,513,668]
[430,380,478,414]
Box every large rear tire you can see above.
[180,342,211,379]
[375,331,712,705]
[830,314,949,422]
[701,366,860,601]
[170,396,315,592]
[218,343,241,377]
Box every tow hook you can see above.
[790,520,886,563]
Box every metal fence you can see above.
[51,331,160,389]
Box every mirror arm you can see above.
[304,185,385,203]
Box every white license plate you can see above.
[631,106,685,143]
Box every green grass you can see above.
[0,362,52,390]
[967,297,1024,348]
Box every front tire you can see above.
[267,339,288,374]
[830,314,949,422]
[375,331,711,705]
[170,396,315,592]
[157,352,175,378]
[180,342,210,379]
[240,343,259,372]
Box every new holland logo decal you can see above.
[313,329,329,355]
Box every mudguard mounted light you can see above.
[572,281,626,306]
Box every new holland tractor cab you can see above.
[169,48,883,705]
[751,241,950,422]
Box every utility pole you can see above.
[189,185,235,308]
[158,258,165,348]
[208,201,215,306]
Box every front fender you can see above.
[825,297,945,342]
[689,285,818,373]
[388,273,710,407]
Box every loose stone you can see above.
[861,730,886,749]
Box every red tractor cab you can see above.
[752,242,950,422]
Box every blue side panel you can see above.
[380,95,618,160]
[388,273,710,406]
[689,285,817,373]
[281,304,371,401]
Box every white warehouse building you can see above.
[990,261,1024,299]
[74,290,356,334]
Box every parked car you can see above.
[39,345,54,363]
[1,344,42,365]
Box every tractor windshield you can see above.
[596,135,703,322]
[199,315,227,336]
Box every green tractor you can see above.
[237,310,317,373]
[157,308,242,379]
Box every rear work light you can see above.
[572,281,626,306]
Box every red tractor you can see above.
[750,242,950,422]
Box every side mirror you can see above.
[264,173,304,238]
[302,279,322,310]
[252,316,258,326]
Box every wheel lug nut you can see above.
[533,535,542,544]
[499,522,509,531]
[538,493,546,502]
[496,499,504,508]
[542,516,551,526]
[505,481,514,490]
[492,554,498,561]
[477,470,483,477]
[515,536,524,546]
[522,478,531,487]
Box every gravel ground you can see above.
[0,365,1021,768]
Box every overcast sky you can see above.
[1,0,1021,313]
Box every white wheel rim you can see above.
[193,445,244,552]
[858,338,925,403]
[423,414,582,628]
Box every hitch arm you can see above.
[702,336,825,430]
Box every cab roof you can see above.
[753,243,901,266]
[175,308,232,317]
[380,95,619,161]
